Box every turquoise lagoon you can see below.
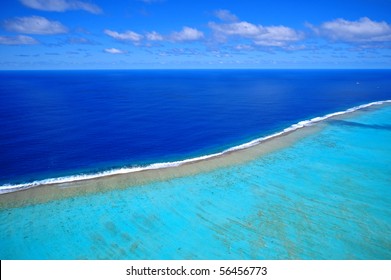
[1,104,390,259]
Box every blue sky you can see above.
[0,0,391,69]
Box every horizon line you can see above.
[1,68,391,71]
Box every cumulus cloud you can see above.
[214,9,239,22]
[104,29,143,42]
[309,17,391,43]
[20,0,102,14]
[170,27,204,42]
[209,21,259,38]
[104,48,127,54]
[146,31,163,41]
[0,35,38,45]
[103,27,202,44]
[209,20,303,47]
[253,26,303,46]
[4,16,68,34]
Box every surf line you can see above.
[1,100,390,195]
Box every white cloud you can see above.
[138,0,164,3]
[104,48,127,54]
[310,17,391,43]
[234,44,253,51]
[4,16,68,34]
[170,27,204,42]
[67,37,93,44]
[214,9,239,22]
[146,31,163,41]
[209,21,303,47]
[253,26,303,46]
[104,27,202,44]
[20,0,102,14]
[209,21,260,38]
[104,29,143,42]
[0,35,38,45]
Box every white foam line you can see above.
[1,100,390,195]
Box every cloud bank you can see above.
[20,0,102,14]
[310,17,391,43]
[104,27,204,44]
[0,35,38,45]
[4,16,68,34]
[98,12,387,51]
[209,18,303,47]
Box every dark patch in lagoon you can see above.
[328,120,391,131]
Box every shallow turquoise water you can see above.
[1,105,390,259]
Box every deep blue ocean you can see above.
[1,70,391,185]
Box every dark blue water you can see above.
[1,70,391,185]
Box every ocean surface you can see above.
[1,70,391,189]
[0,70,391,259]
